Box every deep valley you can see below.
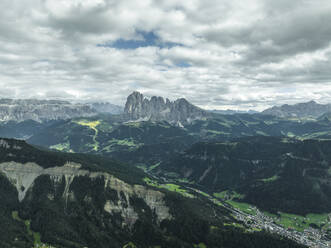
[0,93,330,247]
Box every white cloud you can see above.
[0,0,331,110]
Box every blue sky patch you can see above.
[175,61,191,68]
[98,31,182,49]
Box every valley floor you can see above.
[143,169,331,248]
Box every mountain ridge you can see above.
[0,99,96,122]
[157,136,331,215]
[262,100,331,118]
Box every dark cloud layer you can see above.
[0,0,331,110]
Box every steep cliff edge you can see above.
[0,138,171,225]
[0,161,171,225]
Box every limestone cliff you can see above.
[0,161,171,226]
[124,91,207,125]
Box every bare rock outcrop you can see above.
[124,91,207,125]
[0,161,171,226]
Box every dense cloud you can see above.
[0,0,330,110]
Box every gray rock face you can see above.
[262,100,331,118]
[0,99,96,122]
[124,91,207,125]
[0,161,171,226]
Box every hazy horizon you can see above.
[0,92,328,112]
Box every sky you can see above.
[1,0,331,110]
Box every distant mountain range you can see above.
[124,93,331,122]
[209,109,259,115]
[0,99,96,122]
[2,95,331,124]
[262,100,331,118]
[0,99,126,123]
[124,91,208,125]
[210,100,331,119]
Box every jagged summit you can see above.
[124,91,207,125]
[262,100,331,118]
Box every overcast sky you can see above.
[1,0,331,110]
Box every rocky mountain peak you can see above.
[124,91,207,125]
[174,98,192,107]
